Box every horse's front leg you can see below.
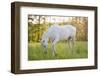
[52,39,58,56]
[52,44,57,56]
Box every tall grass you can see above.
[28,41,88,61]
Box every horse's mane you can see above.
[42,31,48,40]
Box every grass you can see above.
[28,41,88,61]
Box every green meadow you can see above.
[28,41,88,61]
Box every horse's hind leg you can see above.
[68,37,75,54]
[71,36,76,54]
[68,37,72,50]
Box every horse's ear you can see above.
[39,38,41,42]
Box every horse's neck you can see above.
[44,32,49,42]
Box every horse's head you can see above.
[40,39,48,48]
[40,37,48,54]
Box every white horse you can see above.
[40,24,76,56]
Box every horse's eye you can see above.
[43,40,45,42]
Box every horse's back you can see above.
[48,24,76,34]
[62,25,76,35]
[47,24,76,40]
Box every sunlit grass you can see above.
[28,41,88,61]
